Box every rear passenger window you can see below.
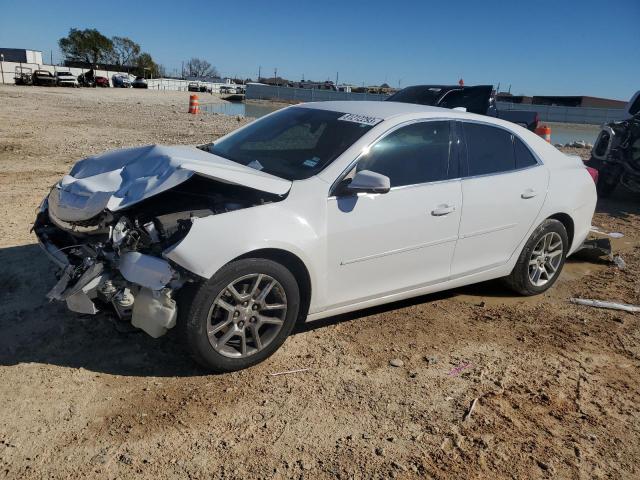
[514,137,538,169]
[463,123,515,176]
[356,121,451,187]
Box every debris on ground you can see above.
[612,255,627,270]
[463,397,479,422]
[389,358,404,368]
[570,298,640,313]
[269,368,310,377]
[574,238,612,261]
[590,226,624,239]
[447,362,473,376]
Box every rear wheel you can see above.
[179,258,300,373]
[504,219,568,295]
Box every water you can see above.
[201,102,281,118]
[545,122,600,146]
[201,102,602,146]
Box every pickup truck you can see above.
[386,85,539,131]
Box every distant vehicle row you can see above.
[187,82,246,94]
[14,68,148,89]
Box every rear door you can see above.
[450,121,549,277]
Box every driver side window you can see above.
[355,121,452,188]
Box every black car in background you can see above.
[132,77,148,89]
[32,70,57,86]
[387,85,539,131]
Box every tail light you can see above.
[586,166,599,184]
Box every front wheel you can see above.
[504,219,568,295]
[179,258,300,373]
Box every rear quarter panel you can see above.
[533,146,597,254]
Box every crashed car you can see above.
[586,90,640,197]
[32,70,57,86]
[34,102,597,372]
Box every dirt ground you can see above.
[1,85,639,480]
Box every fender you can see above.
[164,181,326,309]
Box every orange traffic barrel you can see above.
[188,94,199,114]
[535,125,551,143]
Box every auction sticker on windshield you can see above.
[338,113,383,126]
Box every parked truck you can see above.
[386,85,539,131]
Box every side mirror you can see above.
[347,170,391,194]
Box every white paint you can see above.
[47,100,597,325]
[48,144,291,222]
[118,252,175,290]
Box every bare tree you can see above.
[108,36,141,68]
[186,58,218,78]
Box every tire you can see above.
[504,219,569,296]
[178,258,300,373]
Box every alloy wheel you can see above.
[528,232,563,287]
[207,274,287,358]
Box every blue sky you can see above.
[1,0,638,99]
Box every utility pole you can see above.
[274,67,277,85]
[181,61,184,79]
[336,72,339,86]
[50,50,53,65]
[0,54,4,84]
[258,65,261,82]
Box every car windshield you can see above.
[57,72,72,76]
[208,107,376,180]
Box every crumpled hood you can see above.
[48,144,292,222]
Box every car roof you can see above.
[294,100,505,124]
[295,100,447,119]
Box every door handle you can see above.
[521,189,537,199]
[431,204,456,216]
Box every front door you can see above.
[325,120,462,309]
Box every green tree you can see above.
[58,28,113,67]
[108,36,141,69]
[135,52,159,78]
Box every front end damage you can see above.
[34,174,284,337]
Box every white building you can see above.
[0,48,43,65]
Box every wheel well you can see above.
[548,213,574,247]
[235,248,311,323]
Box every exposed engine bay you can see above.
[33,175,282,337]
[586,112,640,197]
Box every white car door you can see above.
[325,120,462,308]
[451,121,549,277]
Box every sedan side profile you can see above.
[34,101,597,372]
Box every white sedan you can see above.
[34,101,597,372]
[54,71,79,87]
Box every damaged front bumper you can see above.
[34,200,182,338]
